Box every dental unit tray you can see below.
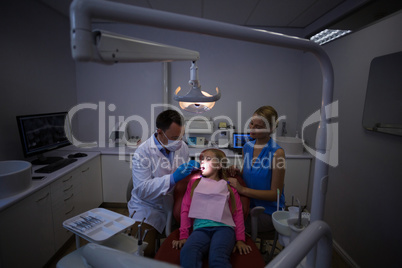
[63,208,135,243]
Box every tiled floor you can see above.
[46,206,351,268]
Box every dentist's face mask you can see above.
[159,131,182,152]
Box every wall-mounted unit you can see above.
[185,117,214,134]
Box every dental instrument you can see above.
[136,217,146,242]
[135,218,146,256]
[68,215,104,232]
[295,198,303,229]
[129,210,136,218]
[277,188,280,211]
[142,229,150,241]
[125,210,136,235]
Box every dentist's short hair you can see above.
[156,109,184,131]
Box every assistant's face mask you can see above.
[159,131,182,151]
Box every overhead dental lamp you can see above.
[174,61,221,113]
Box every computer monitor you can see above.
[16,112,71,165]
[232,133,254,149]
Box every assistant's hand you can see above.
[232,240,252,255]
[173,160,200,183]
[228,177,244,194]
[172,239,187,249]
[228,165,240,177]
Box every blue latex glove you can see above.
[172,160,200,183]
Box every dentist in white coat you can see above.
[128,109,199,257]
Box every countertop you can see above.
[0,151,100,212]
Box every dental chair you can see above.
[154,171,265,267]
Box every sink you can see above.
[0,161,32,199]
[272,210,291,236]
[273,136,304,155]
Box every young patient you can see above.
[172,149,251,267]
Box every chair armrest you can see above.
[250,206,265,242]
[164,193,174,236]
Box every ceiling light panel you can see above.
[310,29,352,45]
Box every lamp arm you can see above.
[189,61,200,88]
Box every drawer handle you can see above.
[81,167,90,173]
[63,185,73,192]
[65,206,75,215]
[63,176,73,182]
[36,192,50,202]
[64,193,74,202]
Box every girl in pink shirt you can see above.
[172,149,251,267]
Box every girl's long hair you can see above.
[190,149,237,213]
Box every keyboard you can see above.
[35,158,77,173]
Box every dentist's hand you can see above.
[173,160,200,183]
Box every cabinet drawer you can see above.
[51,172,81,198]
[52,199,78,249]
[51,171,82,249]
[80,156,103,211]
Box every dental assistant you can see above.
[128,109,199,257]
[228,106,286,233]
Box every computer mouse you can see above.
[68,153,87,158]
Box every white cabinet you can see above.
[0,155,104,268]
[284,158,312,208]
[51,170,82,250]
[51,157,102,250]
[0,186,55,268]
[79,157,103,211]
[101,155,132,203]
[51,156,102,250]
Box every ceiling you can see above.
[40,0,402,39]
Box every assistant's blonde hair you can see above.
[253,105,278,132]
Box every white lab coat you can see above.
[128,134,189,233]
